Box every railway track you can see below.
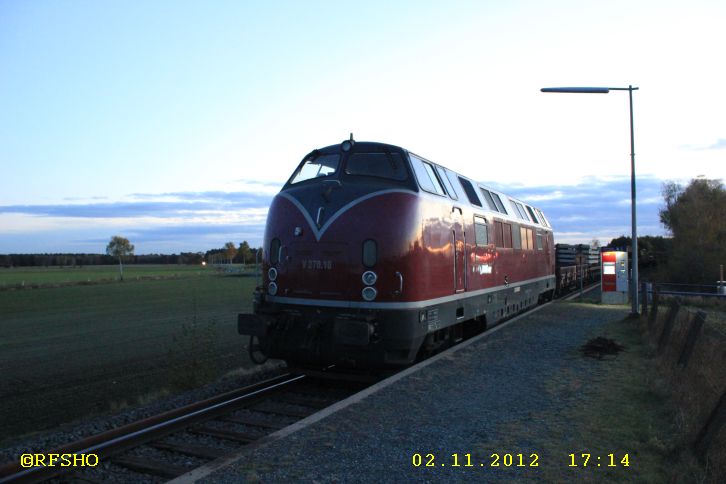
[1,285,599,483]
[0,371,371,483]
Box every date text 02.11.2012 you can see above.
[412,453,539,468]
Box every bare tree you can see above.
[106,236,135,280]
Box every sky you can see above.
[1,0,724,254]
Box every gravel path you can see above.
[195,299,629,483]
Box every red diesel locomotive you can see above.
[238,138,556,368]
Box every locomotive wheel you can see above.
[248,335,268,364]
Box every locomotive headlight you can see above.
[268,282,278,296]
[361,270,377,286]
[268,267,278,281]
[361,286,377,301]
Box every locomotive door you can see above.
[452,207,466,293]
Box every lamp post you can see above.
[541,85,639,316]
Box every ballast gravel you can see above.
[197,299,630,483]
[0,361,286,466]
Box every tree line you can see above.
[204,241,263,265]
[0,252,206,268]
[607,177,725,284]
[1,240,262,268]
[606,235,672,269]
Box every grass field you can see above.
[0,270,262,443]
[0,264,257,286]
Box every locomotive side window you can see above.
[458,177,482,207]
[423,163,446,195]
[435,166,458,200]
[444,169,465,200]
[493,221,504,247]
[527,228,534,250]
[502,222,513,248]
[511,200,521,218]
[536,231,543,250]
[491,192,508,215]
[479,188,498,211]
[410,155,446,195]
[511,200,530,221]
[512,222,522,249]
[290,153,340,184]
[346,153,408,181]
[474,216,488,246]
[525,205,540,224]
[535,208,550,227]
[519,202,530,220]
[520,227,533,250]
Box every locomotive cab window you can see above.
[474,216,489,247]
[410,154,446,195]
[345,153,408,181]
[290,153,340,184]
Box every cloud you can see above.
[0,191,274,219]
[682,138,726,151]
[556,215,587,222]
[514,190,565,202]
[0,188,276,253]
[127,223,267,240]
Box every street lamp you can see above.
[541,85,640,316]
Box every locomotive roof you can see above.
[300,140,552,230]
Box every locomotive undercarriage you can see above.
[416,278,553,358]
[238,277,555,369]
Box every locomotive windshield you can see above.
[345,152,408,181]
[289,153,340,184]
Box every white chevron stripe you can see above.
[276,189,416,241]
